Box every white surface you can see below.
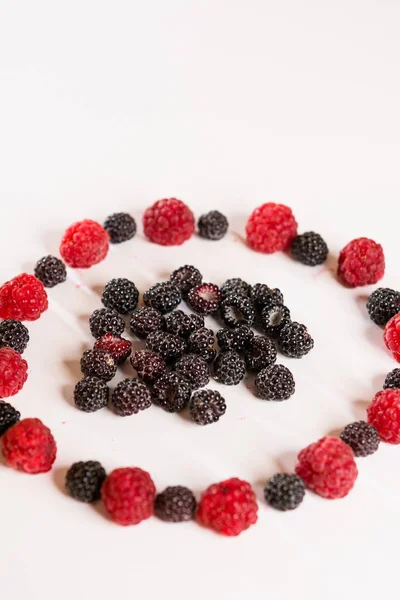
[1,1,400,598]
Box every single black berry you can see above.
[104,212,136,243]
[170,265,203,296]
[198,210,229,240]
[152,372,192,413]
[278,322,314,358]
[145,330,187,363]
[340,421,380,457]
[80,349,117,382]
[264,474,305,511]
[0,320,29,354]
[290,232,329,266]
[255,364,295,401]
[244,335,277,372]
[251,284,284,313]
[111,378,152,416]
[0,401,21,436]
[66,460,106,502]
[367,288,400,326]
[74,376,109,412]
[163,310,204,338]
[89,308,125,339]
[101,278,139,314]
[189,389,226,425]
[216,325,254,353]
[214,351,246,385]
[143,281,181,314]
[34,255,67,287]
[219,294,256,328]
[174,354,210,389]
[220,278,251,299]
[261,304,291,338]
[188,327,216,363]
[384,368,400,390]
[130,307,164,339]
[187,283,221,315]
[130,350,167,384]
[154,486,197,522]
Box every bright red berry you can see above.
[295,436,358,499]
[383,313,400,362]
[0,273,48,321]
[197,477,258,536]
[337,237,385,287]
[143,198,195,246]
[101,467,156,526]
[60,219,109,268]
[94,334,132,364]
[0,347,28,398]
[367,389,400,444]
[245,203,298,253]
[2,418,57,473]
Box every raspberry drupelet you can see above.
[2,418,57,474]
[101,467,156,526]
[367,389,400,443]
[295,436,357,499]
[0,274,48,321]
[384,313,400,362]
[0,347,28,398]
[60,219,109,268]
[246,203,298,253]
[143,198,195,246]
[337,237,385,287]
[197,478,258,536]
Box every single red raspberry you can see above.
[60,219,109,268]
[0,273,48,321]
[101,467,156,526]
[143,198,195,246]
[383,313,400,362]
[197,477,258,536]
[367,389,400,444]
[295,436,357,499]
[0,347,28,398]
[245,203,298,253]
[94,334,132,364]
[337,237,385,287]
[2,418,57,473]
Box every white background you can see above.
[1,1,400,598]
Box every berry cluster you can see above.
[0,197,398,539]
[71,267,316,424]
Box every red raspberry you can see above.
[0,347,28,398]
[337,237,385,287]
[60,219,109,268]
[143,198,195,246]
[384,313,400,362]
[0,273,48,321]
[197,477,258,536]
[367,389,400,444]
[245,203,298,253]
[2,418,57,473]
[295,436,358,499]
[94,334,132,364]
[101,467,156,526]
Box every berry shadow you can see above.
[53,466,69,496]
[323,253,339,282]
[276,450,298,473]
[61,383,76,407]
[92,499,111,522]
[352,399,370,421]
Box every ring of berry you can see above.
[0,202,396,538]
